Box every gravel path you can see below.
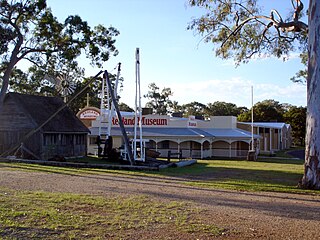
[0,167,320,239]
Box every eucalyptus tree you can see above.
[182,101,208,118]
[0,0,119,110]
[206,101,245,116]
[144,82,173,115]
[189,0,320,189]
[237,99,285,122]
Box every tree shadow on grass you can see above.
[165,166,303,188]
[257,157,304,165]
[0,226,63,239]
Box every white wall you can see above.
[211,116,237,129]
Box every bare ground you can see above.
[0,166,320,239]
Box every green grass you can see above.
[0,157,317,238]
[0,156,316,194]
[0,188,222,239]
[156,158,310,193]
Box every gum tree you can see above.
[144,82,173,115]
[188,0,320,189]
[0,0,119,110]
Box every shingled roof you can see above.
[5,93,89,133]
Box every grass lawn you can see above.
[0,156,315,194]
[156,158,308,193]
[0,156,317,239]
[0,189,222,239]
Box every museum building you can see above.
[78,107,264,159]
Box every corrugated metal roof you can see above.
[89,126,259,139]
[202,128,260,138]
[240,122,287,129]
[90,127,208,137]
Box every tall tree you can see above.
[182,101,208,118]
[0,0,119,111]
[238,99,285,122]
[188,0,320,189]
[206,101,246,116]
[144,82,173,115]
[302,0,320,189]
[284,106,306,146]
[188,0,307,65]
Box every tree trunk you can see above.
[0,61,16,112]
[0,69,11,112]
[300,0,320,189]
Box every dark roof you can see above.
[6,93,89,133]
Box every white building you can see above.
[237,122,292,155]
[79,108,260,159]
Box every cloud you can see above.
[168,78,306,107]
[255,82,306,106]
[220,52,302,67]
[169,77,254,106]
[122,77,306,109]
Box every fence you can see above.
[151,148,249,159]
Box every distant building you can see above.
[0,93,89,160]
[237,122,292,154]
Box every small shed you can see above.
[0,93,89,160]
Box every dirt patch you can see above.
[0,167,319,239]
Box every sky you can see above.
[45,0,307,109]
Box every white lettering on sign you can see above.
[112,117,168,126]
[80,110,100,119]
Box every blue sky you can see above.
[46,0,307,109]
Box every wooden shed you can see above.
[0,93,89,160]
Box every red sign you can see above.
[112,116,168,126]
[79,109,100,120]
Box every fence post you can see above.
[167,150,171,162]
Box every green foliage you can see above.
[171,100,183,113]
[118,102,134,112]
[188,0,308,81]
[0,0,119,107]
[144,82,173,115]
[206,101,247,116]
[237,99,286,122]
[169,100,247,118]
[290,52,308,83]
[181,101,208,118]
[284,106,306,146]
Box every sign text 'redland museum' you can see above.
[112,117,168,126]
[79,109,100,119]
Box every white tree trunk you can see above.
[301,0,320,189]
